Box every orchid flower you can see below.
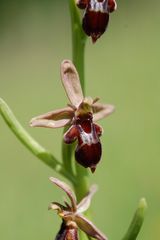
[76,0,117,43]
[30,60,115,172]
[49,177,107,240]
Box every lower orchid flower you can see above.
[30,60,115,172]
[49,177,107,240]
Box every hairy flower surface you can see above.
[76,0,117,42]
[30,60,114,172]
[49,177,107,240]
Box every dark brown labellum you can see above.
[56,221,78,240]
[83,9,109,43]
[82,0,110,43]
[77,0,117,42]
[75,116,102,173]
[75,140,102,173]
[63,113,102,172]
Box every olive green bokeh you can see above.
[0,1,160,240]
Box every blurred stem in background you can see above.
[122,198,147,240]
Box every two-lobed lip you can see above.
[76,0,117,43]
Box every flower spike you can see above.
[49,177,108,240]
[30,60,115,172]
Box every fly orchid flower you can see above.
[49,177,107,240]
[30,60,115,172]
[76,0,117,43]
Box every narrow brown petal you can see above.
[30,107,73,128]
[61,60,84,107]
[74,214,107,240]
[49,177,77,212]
[108,0,117,13]
[92,103,115,122]
[77,185,98,213]
[48,202,64,211]
[63,125,79,144]
[94,123,103,137]
[76,0,89,9]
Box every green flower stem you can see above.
[122,198,147,240]
[62,138,75,175]
[68,0,89,202]
[69,0,87,91]
[62,0,87,182]
[0,98,76,184]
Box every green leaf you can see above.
[122,198,147,240]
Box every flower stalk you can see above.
[68,2,90,239]
[69,0,87,90]
[68,0,89,202]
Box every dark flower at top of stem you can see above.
[76,0,117,43]
[49,177,108,240]
[30,60,115,172]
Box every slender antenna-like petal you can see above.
[30,107,73,128]
[61,60,84,107]
[92,103,115,122]
[48,202,65,211]
[77,185,98,213]
[50,177,77,212]
[75,214,107,240]
[76,0,89,9]
[63,125,79,144]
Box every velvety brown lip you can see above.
[76,0,117,42]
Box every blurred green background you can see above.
[0,1,160,240]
